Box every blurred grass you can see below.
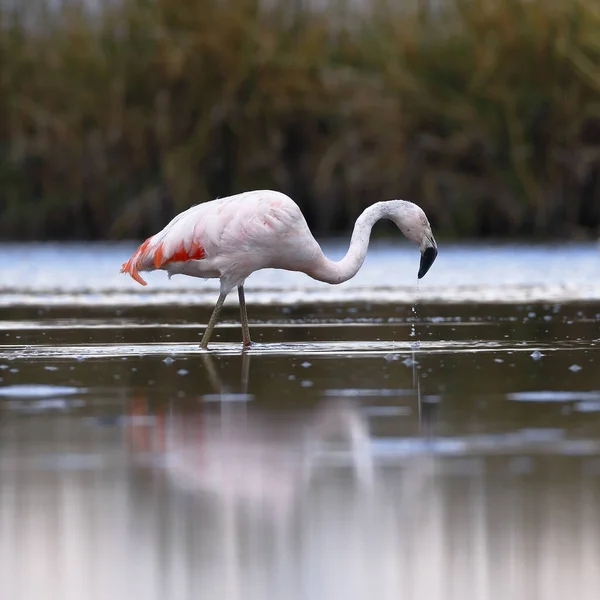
[1,0,600,240]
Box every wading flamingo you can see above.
[121,190,438,349]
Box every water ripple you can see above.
[0,339,593,360]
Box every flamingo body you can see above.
[121,190,438,348]
[121,190,319,289]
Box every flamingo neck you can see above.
[309,203,387,284]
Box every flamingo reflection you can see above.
[125,353,376,520]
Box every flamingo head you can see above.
[389,200,438,279]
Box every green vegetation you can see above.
[2,0,600,240]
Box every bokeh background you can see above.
[3,4,600,599]
[2,0,600,241]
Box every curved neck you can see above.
[309,203,387,284]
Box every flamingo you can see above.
[120,190,438,349]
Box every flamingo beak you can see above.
[418,244,438,279]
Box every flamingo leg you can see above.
[238,285,252,347]
[200,291,228,349]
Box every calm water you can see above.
[1,242,600,600]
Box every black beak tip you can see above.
[418,246,438,279]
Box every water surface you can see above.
[1,243,600,600]
[2,240,600,306]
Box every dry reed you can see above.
[2,0,600,240]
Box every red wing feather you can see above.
[121,237,206,286]
[120,237,151,286]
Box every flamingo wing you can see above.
[120,234,206,286]
[120,203,212,285]
[120,190,310,286]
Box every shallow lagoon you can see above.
[1,241,600,600]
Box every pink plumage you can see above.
[121,190,314,287]
[121,189,438,348]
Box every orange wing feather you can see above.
[121,237,206,286]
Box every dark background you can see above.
[2,0,600,241]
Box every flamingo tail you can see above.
[121,236,206,286]
[120,237,152,286]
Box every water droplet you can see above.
[494,358,504,363]
[177,369,188,376]
[530,351,543,360]
[300,380,313,387]
[569,364,582,372]
[163,357,174,365]
[301,361,311,368]
[410,281,420,337]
